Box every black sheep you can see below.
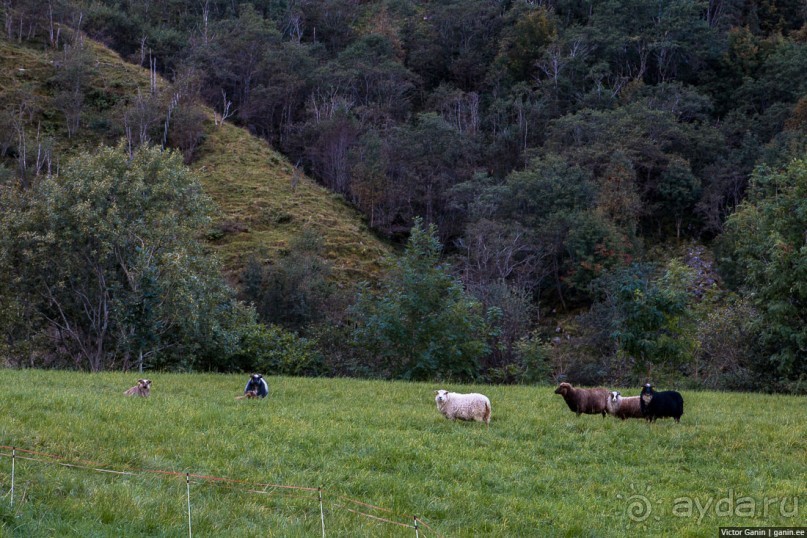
[639,383,684,423]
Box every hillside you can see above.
[0,370,805,536]
[2,1,807,389]
[0,36,389,285]
[193,123,388,283]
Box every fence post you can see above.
[186,473,192,538]
[10,447,15,509]
[319,486,326,538]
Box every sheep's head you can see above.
[246,374,264,392]
[640,383,654,404]
[554,382,572,395]
[138,379,151,390]
[434,389,450,407]
[609,391,621,403]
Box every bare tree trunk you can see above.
[3,0,12,40]
[162,91,181,149]
[552,256,566,311]
[201,0,210,44]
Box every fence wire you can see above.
[0,444,440,537]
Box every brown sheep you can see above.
[606,391,644,420]
[554,382,609,417]
[124,379,151,397]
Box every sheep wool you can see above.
[640,383,684,423]
[554,382,609,417]
[606,391,644,420]
[434,390,491,426]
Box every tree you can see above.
[0,143,247,371]
[594,261,695,380]
[656,156,701,238]
[499,154,635,305]
[319,34,417,122]
[52,38,95,138]
[495,6,557,82]
[544,102,724,237]
[350,129,389,228]
[240,228,339,334]
[720,159,807,387]
[189,4,281,127]
[351,218,496,380]
[385,113,478,238]
[596,151,643,234]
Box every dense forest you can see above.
[0,0,805,392]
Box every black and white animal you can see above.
[605,391,644,420]
[243,374,269,399]
[639,383,684,423]
[124,379,151,397]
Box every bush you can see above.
[350,218,495,381]
[485,332,552,384]
[230,323,324,377]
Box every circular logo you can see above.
[616,484,662,529]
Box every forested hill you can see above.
[0,31,389,283]
[1,1,806,391]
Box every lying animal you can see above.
[236,389,259,400]
[434,389,491,427]
[554,382,609,417]
[124,379,151,397]
[605,391,644,420]
[244,374,269,399]
[640,383,684,423]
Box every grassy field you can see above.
[0,370,804,537]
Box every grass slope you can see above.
[193,123,388,283]
[0,370,804,537]
[0,36,389,285]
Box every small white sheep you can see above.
[606,391,643,420]
[434,389,491,427]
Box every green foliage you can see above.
[595,261,696,378]
[351,218,495,380]
[0,143,249,371]
[2,0,807,391]
[499,155,636,303]
[504,155,597,229]
[496,6,557,81]
[384,112,479,232]
[657,156,702,237]
[229,322,323,376]
[487,331,553,384]
[241,228,340,333]
[720,159,807,386]
[692,292,757,390]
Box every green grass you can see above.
[0,370,804,536]
[192,122,390,284]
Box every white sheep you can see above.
[434,389,491,427]
[605,391,644,420]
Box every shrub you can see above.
[230,323,323,377]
